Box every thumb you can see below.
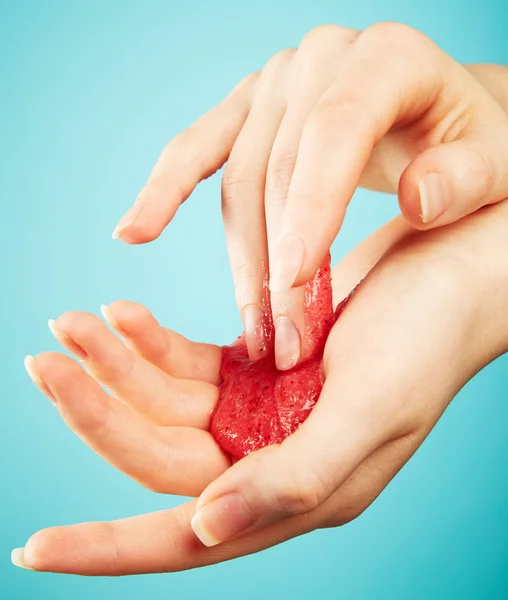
[399,122,508,228]
[190,372,392,547]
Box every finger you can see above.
[222,49,293,360]
[49,311,217,428]
[264,26,359,369]
[268,23,444,293]
[27,353,229,495]
[399,118,508,228]
[15,417,422,574]
[113,73,258,243]
[102,301,222,385]
[16,500,315,575]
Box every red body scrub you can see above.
[210,255,352,460]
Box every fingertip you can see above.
[107,300,154,334]
[11,547,35,571]
[100,304,121,332]
[113,193,172,245]
[112,202,144,242]
[22,528,58,572]
[22,527,75,573]
[32,351,82,388]
[113,224,162,245]
[49,314,89,361]
[24,352,59,403]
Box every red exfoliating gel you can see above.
[210,254,353,460]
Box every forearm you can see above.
[466,64,508,115]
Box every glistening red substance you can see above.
[210,255,353,460]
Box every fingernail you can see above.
[274,316,300,371]
[112,201,142,239]
[269,234,305,294]
[191,493,254,547]
[11,548,34,571]
[24,356,56,404]
[100,305,118,329]
[419,173,450,224]
[48,319,87,361]
[242,305,268,360]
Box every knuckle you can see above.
[237,70,261,93]
[275,469,327,516]
[221,166,260,206]
[101,352,135,386]
[265,153,295,199]
[299,24,354,53]
[263,48,296,73]
[469,147,494,199]
[231,256,257,287]
[305,93,375,141]
[161,133,189,162]
[360,21,425,55]
[85,395,115,435]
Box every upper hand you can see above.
[112,22,508,370]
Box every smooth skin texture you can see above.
[112,22,508,371]
[14,200,508,574]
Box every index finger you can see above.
[113,73,257,243]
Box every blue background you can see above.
[1,0,507,598]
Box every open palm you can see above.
[19,202,508,575]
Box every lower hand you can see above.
[16,201,508,574]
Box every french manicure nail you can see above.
[274,316,301,371]
[269,234,305,294]
[191,493,254,547]
[243,305,267,360]
[100,305,118,329]
[419,172,450,224]
[11,548,34,571]
[48,319,87,361]
[24,355,56,404]
[112,201,142,239]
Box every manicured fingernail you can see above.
[11,548,34,571]
[191,493,254,547]
[269,234,305,294]
[419,173,450,224]
[48,319,87,361]
[100,305,118,329]
[243,305,268,360]
[274,316,301,371]
[24,355,56,404]
[112,201,142,239]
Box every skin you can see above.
[111,23,508,373]
[15,200,508,574]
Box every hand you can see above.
[111,22,508,370]
[15,201,508,575]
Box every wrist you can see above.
[466,64,508,116]
[457,202,508,358]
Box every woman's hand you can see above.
[112,23,508,370]
[15,200,508,575]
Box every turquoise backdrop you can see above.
[1,1,507,598]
